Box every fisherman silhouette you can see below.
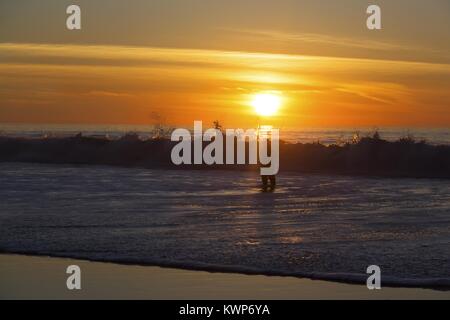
[261,168,276,192]
[260,136,276,192]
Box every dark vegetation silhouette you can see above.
[0,130,449,178]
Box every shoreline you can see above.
[1,254,449,300]
[1,251,449,291]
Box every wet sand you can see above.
[0,254,448,300]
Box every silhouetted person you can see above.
[259,136,276,191]
[261,173,276,192]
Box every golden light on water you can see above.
[251,93,282,117]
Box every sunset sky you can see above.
[1,0,449,128]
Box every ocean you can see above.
[0,162,449,288]
[0,123,449,145]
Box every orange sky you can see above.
[0,1,449,128]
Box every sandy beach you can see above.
[0,254,448,300]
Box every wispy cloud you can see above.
[335,83,410,106]
[1,42,449,71]
[85,90,135,98]
[220,28,449,61]
[224,28,404,50]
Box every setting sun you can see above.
[251,93,282,117]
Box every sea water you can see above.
[0,123,449,145]
[0,162,449,288]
